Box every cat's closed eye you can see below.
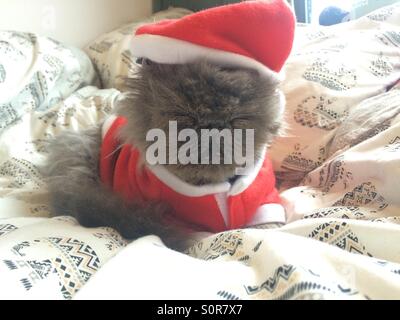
[230,116,255,128]
[160,110,197,127]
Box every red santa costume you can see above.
[100,0,296,233]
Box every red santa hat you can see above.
[131,0,296,79]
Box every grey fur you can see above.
[43,61,283,250]
[42,127,186,250]
[119,61,282,184]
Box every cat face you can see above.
[118,61,283,185]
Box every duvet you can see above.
[0,4,400,300]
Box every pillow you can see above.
[0,31,97,133]
[270,3,400,188]
[85,7,192,89]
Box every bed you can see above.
[0,3,399,300]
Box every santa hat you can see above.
[131,0,295,79]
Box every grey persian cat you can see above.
[43,60,283,250]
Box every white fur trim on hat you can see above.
[131,34,283,80]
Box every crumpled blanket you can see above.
[0,4,400,300]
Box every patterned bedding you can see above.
[0,5,400,300]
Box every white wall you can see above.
[0,0,152,47]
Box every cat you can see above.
[42,60,283,251]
